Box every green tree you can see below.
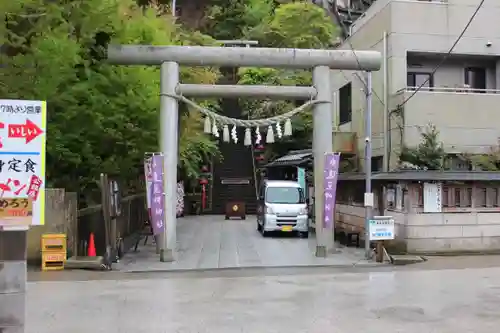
[399,124,446,170]
[201,0,274,40]
[247,1,337,48]
[1,0,220,204]
[463,144,500,171]
[236,1,338,156]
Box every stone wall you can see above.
[335,203,365,233]
[336,202,500,254]
[26,189,78,263]
[335,203,407,251]
[405,212,500,253]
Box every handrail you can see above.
[397,86,500,95]
[78,193,145,217]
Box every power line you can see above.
[397,0,485,108]
[338,54,384,106]
[334,31,385,106]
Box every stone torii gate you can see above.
[107,45,381,261]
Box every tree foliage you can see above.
[1,0,220,204]
[247,1,337,49]
[233,1,338,157]
[201,0,275,40]
[463,143,500,171]
[0,0,341,204]
[399,124,446,170]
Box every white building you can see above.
[329,0,500,171]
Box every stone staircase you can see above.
[211,97,257,215]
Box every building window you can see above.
[477,187,487,207]
[352,182,364,205]
[465,67,486,91]
[442,186,449,207]
[416,184,424,207]
[407,72,433,91]
[372,156,383,172]
[492,188,498,207]
[339,82,352,125]
[454,188,461,207]
[464,188,472,207]
[387,187,396,209]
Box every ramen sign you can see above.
[0,197,33,226]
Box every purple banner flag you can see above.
[150,155,165,235]
[323,153,340,228]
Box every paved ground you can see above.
[27,264,500,333]
[113,215,376,272]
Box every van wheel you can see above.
[299,231,309,238]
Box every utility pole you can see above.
[364,71,373,258]
[171,0,176,17]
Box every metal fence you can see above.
[77,194,147,257]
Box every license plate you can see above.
[282,226,293,232]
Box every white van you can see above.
[256,180,308,238]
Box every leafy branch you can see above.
[399,124,446,170]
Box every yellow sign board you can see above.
[0,198,33,226]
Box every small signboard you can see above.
[0,197,33,226]
[0,99,47,226]
[423,182,442,213]
[369,216,395,241]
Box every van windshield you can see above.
[266,187,304,204]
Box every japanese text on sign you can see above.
[0,99,46,226]
[0,197,33,226]
[150,154,165,235]
[323,153,340,229]
[0,104,42,115]
[369,217,395,241]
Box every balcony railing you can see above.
[392,86,500,152]
[401,86,500,95]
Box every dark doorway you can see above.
[465,67,486,92]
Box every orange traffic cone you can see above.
[87,233,96,257]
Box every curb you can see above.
[121,262,394,274]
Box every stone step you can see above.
[390,254,426,265]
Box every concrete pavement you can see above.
[27,265,500,333]
[114,215,376,272]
